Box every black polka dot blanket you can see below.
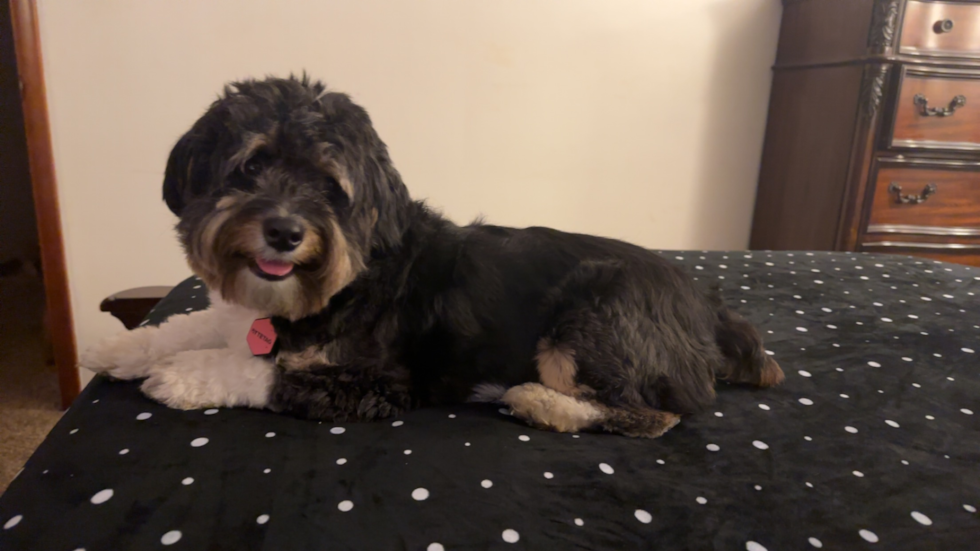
[1,251,978,550]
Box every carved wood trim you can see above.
[860,63,891,118]
[868,0,902,55]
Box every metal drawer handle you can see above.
[934,19,954,34]
[888,182,937,204]
[913,94,966,117]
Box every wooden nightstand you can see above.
[99,286,174,329]
[751,0,980,266]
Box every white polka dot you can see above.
[845,426,858,434]
[754,485,762,491]
[465,442,471,446]
[481,479,493,488]
[963,348,975,354]
[263,468,271,473]
[190,437,209,447]
[912,383,921,388]
[330,427,345,434]
[412,488,429,501]
[881,317,893,323]
[338,500,354,512]
[868,361,881,367]
[706,444,720,452]
[136,412,152,421]
[574,518,584,526]
[840,393,849,399]
[746,542,768,551]
[3,515,22,530]
[204,409,218,415]
[428,544,445,551]
[337,458,347,465]
[758,404,770,411]
[404,449,412,455]
[765,350,775,356]
[119,448,129,455]
[161,530,182,545]
[804,436,813,441]
[796,327,808,333]
[518,435,530,442]
[714,412,724,417]
[90,489,114,504]
[635,509,652,523]
[256,514,269,525]
[798,398,813,406]
[910,511,932,526]
[858,529,878,543]
[448,414,456,418]
[656,459,665,465]
[69,429,78,435]
[498,408,511,416]
[502,529,520,543]
[964,504,977,513]
[696,497,707,505]
[599,463,615,474]
[853,471,864,477]
[798,370,812,377]
[902,460,909,465]
[391,420,404,427]
[181,477,193,485]
[925,415,935,420]
[885,420,900,428]
[961,408,974,415]
[265,432,275,438]
[543,472,554,479]
[806,482,813,488]
[752,440,769,450]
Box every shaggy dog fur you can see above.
[83,75,784,438]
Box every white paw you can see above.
[79,328,159,380]
[140,349,275,410]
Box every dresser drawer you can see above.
[889,68,980,150]
[900,1,980,58]
[867,165,980,232]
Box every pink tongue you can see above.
[255,258,294,277]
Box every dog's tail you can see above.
[709,289,784,388]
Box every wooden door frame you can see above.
[9,0,80,408]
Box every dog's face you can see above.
[163,76,410,319]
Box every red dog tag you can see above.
[247,318,277,356]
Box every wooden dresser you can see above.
[751,0,980,266]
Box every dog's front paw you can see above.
[141,349,275,410]
[80,328,158,380]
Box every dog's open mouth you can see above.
[250,258,295,281]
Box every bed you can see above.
[1,251,978,550]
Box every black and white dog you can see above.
[83,75,783,438]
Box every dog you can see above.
[82,75,784,438]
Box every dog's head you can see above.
[163,75,410,319]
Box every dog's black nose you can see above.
[263,217,305,252]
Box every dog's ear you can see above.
[163,130,211,216]
[318,92,412,251]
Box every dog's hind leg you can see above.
[502,260,723,438]
[714,306,785,388]
[501,383,681,438]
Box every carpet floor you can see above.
[0,275,62,495]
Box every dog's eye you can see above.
[242,158,263,177]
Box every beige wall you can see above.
[36,0,781,384]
